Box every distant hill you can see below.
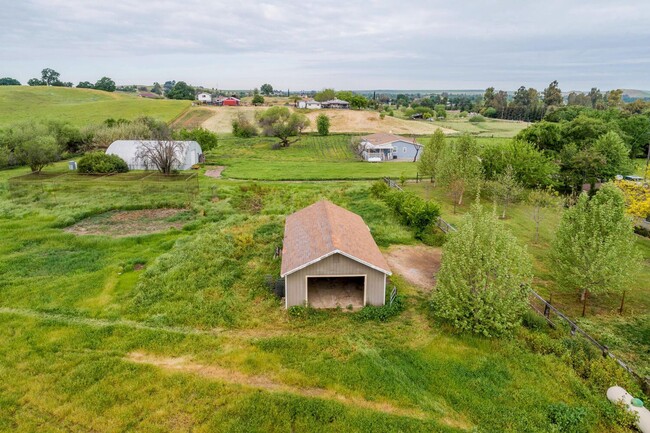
[622,89,650,100]
[0,86,190,127]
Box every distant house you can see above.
[321,99,349,109]
[281,200,391,309]
[197,92,212,103]
[105,140,203,170]
[216,96,240,106]
[297,99,322,109]
[358,133,423,162]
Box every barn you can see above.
[105,140,203,170]
[281,200,391,309]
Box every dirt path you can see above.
[204,166,225,178]
[384,245,442,290]
[126,352,432,420]
[200,106,457,135]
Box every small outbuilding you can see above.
[105,140,203,170]
[281,200,391,309]
[197,92,212,103]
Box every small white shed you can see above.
[197,92,212,103]
[106,140,202,170]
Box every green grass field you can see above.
[394,110,528,138]
[208,135,419,180]
[0,86,191,127]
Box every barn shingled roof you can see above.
[280,200,391,277]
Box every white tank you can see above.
[607,386,650,433]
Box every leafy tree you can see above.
[78,152,128,173]
[543,80,563,107]
[431,201,533,337]
[40,68,62,86]
[151,82,163,95]
[418,128,446,184]
[591,131,632,179]
[588,88,603,109]
[256,106,309,147]
[173,127,218,151]
[166,81,195,100]
[434,104,447,118]
[436,134,483,210]
[27,78,44,86]
[0,77,20,86]
[489,165,523,219]
[551,184,640,312]
[316,113,330,136]
[252,94,265,105]
[516,121,563,152]
[480,139,558,188]
[94,77,116,92]
[14,135,60,173]
[314,88,336,102]
[260,83,273,96]
[606,89,623,108]
[527,187,559,243]
[76,81,94,89]
[231,113,258,138]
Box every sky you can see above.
[2,0,650,91]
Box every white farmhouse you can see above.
[297,99,321,109]
[197,92,212,103]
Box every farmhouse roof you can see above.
[281,200,391,277]
[323,98,349,104]
[360,133,422,147]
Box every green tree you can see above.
[314,88,337,102]
[76,81,94,89]
[591,131,632,179]
[166,81,196,100]
[588,88,603,109]
[14,135,60,173]
[348,94,368,110]
[151,82,163,95]
[527,187,558,243]
[436,134,483,211]
[606,89,623,108]
[0,77,20,86]
[543,80,563,107]
[431,201,533,337]
[252,94,265,105]
[551,184,640,313]
[256,107,309,147]
[39,68,63,86]
[260,83,273,96]
[489,165,523,219]
[27,78,44,86]
[174,127,218,151]
[94,77,116,92]
[418,128,446,184]
[434,104,447,119]
[231,113,258,138]
[316,113,330,136]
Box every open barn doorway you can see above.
[307,276,365,309]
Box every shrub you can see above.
[316,113,330,136]
[588,357,638,394]
[547,403,590,433]
[353,295,405,322]
[370,180,390,198]
[77,152,128,174]
[232,113,258,138]
[469,114,486,123]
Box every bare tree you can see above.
[135,140,183,174]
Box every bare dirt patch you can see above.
[65,208,190,237]
[126,351,438,421]
[204,166,225,178]
[200,106,457,135]
[384,245,442,290]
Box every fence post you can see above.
[619,290,625,315]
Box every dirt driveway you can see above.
[384,245,442,290]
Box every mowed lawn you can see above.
[0,165,634,432]
[405,182,650,377]
[0,86,190,127]
[208,135,419,180]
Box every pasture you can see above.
[0,161,639,432]
[0,86,191,127]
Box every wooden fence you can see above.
[529,289,650,393]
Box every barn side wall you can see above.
[285,253,386,308]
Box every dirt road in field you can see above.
[200,106,457,135]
